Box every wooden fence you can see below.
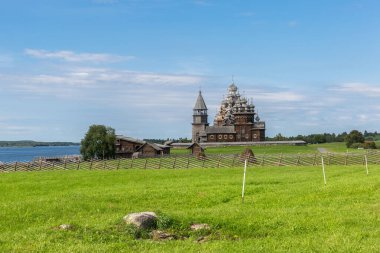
[1,150,380,173]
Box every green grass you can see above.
[171,142,364,155]
[1,165,379,252]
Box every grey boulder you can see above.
[123,211,157,229]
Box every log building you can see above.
[115,136,170,158]
[192,83,266,143]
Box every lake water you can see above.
[0,146,80,163]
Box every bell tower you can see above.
[192,91,209,142]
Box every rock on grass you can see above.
[190,223,210,231]
[123,212,157,229]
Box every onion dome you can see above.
[228,83,238,93]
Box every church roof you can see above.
[205,126,236,134]
[193,91,207,110]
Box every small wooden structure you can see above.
[136,143,171,157]
[187,143,205,159]
[240,148,256,163]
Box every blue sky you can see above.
[1,0,380,141]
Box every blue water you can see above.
[0,146,80,163]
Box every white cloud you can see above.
[253,91,304,102]
[129,72,202,86]
[0,121,40,135]
[3,56,380,139]
[333,83,380,97]
[0,67,204,102]
[358,114,369,122]
[24,49,132,63]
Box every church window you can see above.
[229,135,234,139]
[210,135,214,139]
[224,135,228,139]
[218,134,223,140]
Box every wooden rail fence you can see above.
[1,150,380,173]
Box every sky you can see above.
[1,0,380,142]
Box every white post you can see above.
[321,156,327,186]
[242,159,247,203]
[364,155,369,175]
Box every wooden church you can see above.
[192,83,266,143]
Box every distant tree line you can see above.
[363,130,380,141]
[267,130,378,149]
[266,132,348,144]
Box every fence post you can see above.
[296,154,300,166]
[218,154,222,168]
[64,159,67,170]
[278,153,283,166]
[173,157,176,169]
[144,159,148,169]
[202,157,206,168]
[158,157,162,169]
[14,162,17,172]
[130,158,134,169]
[321,156,327,186]
[262,153,265,166]
[103,159,106,170]
[187,156,190,169]
[345,153,348,165]
[77,160,80,170]
[117,159,121,170]
[242,159,247,204]
[232,155,236,167]
[364,155,369,175]
[90,160,93,170]
[27,162,30,171]
[313,153,317,166]
[39,160,42,170]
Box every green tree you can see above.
[345,130,365,148]
[80,125,116,160]
[274,133,285,141]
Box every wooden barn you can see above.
[136,143,171,157]
[115,136,145,158]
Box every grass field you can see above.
[1,164,379,252]
[171,142,370,155]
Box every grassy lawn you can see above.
[1,165,379,252]
[171,142,366,155]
